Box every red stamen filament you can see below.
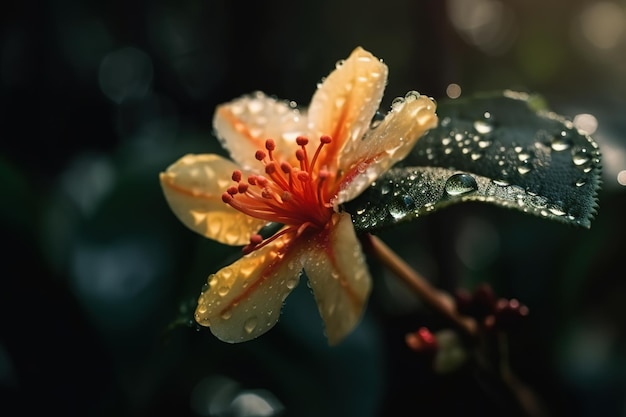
[223,137,335,253]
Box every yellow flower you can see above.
[160,47,437,345]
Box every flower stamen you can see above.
[310,135,332,174]
[242,227,295,255]
[223,136,336,253]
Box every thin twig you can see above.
[364,233,477,336]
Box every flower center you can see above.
[222,136,335,254]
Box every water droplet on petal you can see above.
[217,286,230,297]
[385,143,402,156]
[404,90,421,101]
[444,173,478,196]
[391,97,405,111]
[221,267,233,280]
[327,303,336,316]
[244,316,258,334]
[197,316,211,326]
[370,112,384,129]
[220,309,232,320]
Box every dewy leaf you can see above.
[347,91,601,232]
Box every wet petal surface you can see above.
[335,92,438,205]
[214,92,309,170]
[160,154,267,245]
[302,212,372,345]
[307,47,388,171]
[195,229,304,343]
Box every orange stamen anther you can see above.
[222,136,336,255]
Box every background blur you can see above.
[2,0,625,416]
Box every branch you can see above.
[364,233,477,336]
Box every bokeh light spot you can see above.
[60,153,115,216]
[455,216,500,270]
[579,2,625,50]
[446,83,462,99]
[573,113,598,135]
[230,390,284,417]
[190,375,240,416]
[447,0,517,54]
[98,47,153,104]
[71,239,158,301]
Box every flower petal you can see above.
[160,154,267,245]
[213,91,309,170]
[334,93,438,205]
[195,229,302,343]
[301,212,372,345]
[307,47,388,169]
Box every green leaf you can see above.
[347,91,601,232]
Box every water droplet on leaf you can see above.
[551,133,572,151]
[547,203,566,216]
[388,205,407,220]
[517,161,533,175]
[444,173,478,196]
[474,120,493,134]
[572,148,590,166]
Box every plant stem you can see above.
[364,233,477,336]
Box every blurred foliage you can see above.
[2,1,626,417]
